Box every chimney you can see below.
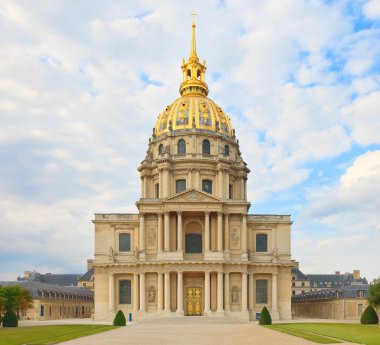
[353,270,360,280]
[87,259,94,271]
[335,271,340,276]
[24,271,31,280]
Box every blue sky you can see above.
[0,0,379,281]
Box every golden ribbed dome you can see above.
[154,96,234,137]
[154,18,234,138]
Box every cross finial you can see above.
[191,10,197,24]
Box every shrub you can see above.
[259,306,272,325]
[113,310,126,326]
[360,305,379,324]
[2,310,18,327]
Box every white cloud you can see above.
[363,0,380,19]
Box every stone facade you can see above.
[93,21,293,322]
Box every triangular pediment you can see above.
[165,188,222,203]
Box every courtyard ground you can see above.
[57,317,359,345]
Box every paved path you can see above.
[59,317,357,345]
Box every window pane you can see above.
[202,180,212,194]
[202,139,210,155]
[119,280,131,304]
[185,233,202,253]
[119,233,131,252]
[229,185,233,199]
[224,145,229,156]
[176,179,186,193]
[256,234,267,252]
[256,280,268,304]
[155,184,159,198]
[178,139,186,155]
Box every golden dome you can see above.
[154,17,234,138]
[154,96,234,137]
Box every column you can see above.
[217,272,224,312]
[159,169,163,198]
[240,177,245,199]
[108,273,115,313]
[195,169,200,190]
[139,214,145,251]
[249,273,254,310]
[157,273,163,313]
[224,273,230,312]
[188,169,193,189]
[177,212,183,252]
[224,214,229,252]
[176,272,184,313]
[241,272,248,311]
[218,169,223,198]
[157,213,163,252]
[272,273,278,312]
[204,272,211,312]
[143,176,148,198]
[217,212,223,252]
[139,272,145,312]
[164,272,171,312]
[162,169,169,198]
[164,212,170,252]
[140,176,144,197]
[133,273,139,312]
[225,171,229,199]
[241,214,247,255]
[204,212,210,252]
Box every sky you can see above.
[0,0,379,282]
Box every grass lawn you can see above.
[266,323,380,345]
[0,324,118,345]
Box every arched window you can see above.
[202,139,210,155]
[119,233,131,252]
[185,233,202,253]
[178,139,186,155]
[256,279,268,304]
[197,69,201,79]
[256,234,268,252]
[224,145,229,156]
[158,144,164,155]
[176,179,186,193]
[187,69,191,79]
[202,180,212,194]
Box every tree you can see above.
[368,281,380,308]
[259,306,272,325]
[113,310,126,326]
[1,285,33,319]
[360,305,379,324]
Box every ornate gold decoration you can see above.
[186,287,202,316]
[153,19,234,137]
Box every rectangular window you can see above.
[229,185,233,199]
[256,279,268,304]
[155,183,159,198]
[202,180,212,194]
[119,280,131,304]
[119,233,131,252]
[176,179,186,193]
[256,234,268,252]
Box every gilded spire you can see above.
[179,14,208,97]
[190,11,197,58]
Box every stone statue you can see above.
[231,287,239,303]
[272,247,278,263]
[148,287,156,303]
[109,246,115,262]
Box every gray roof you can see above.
[292,285,369,302]
[78,268,94,282]
[0,281,93,299]
[18,271,81,286]
[292,267,308,280]
[307,273,367,288]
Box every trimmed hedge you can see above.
[259,306,272,325]
[2,310,18,327]
[113,310,126,326]
[360,305,379,324]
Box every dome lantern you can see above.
[179,15,208,97]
